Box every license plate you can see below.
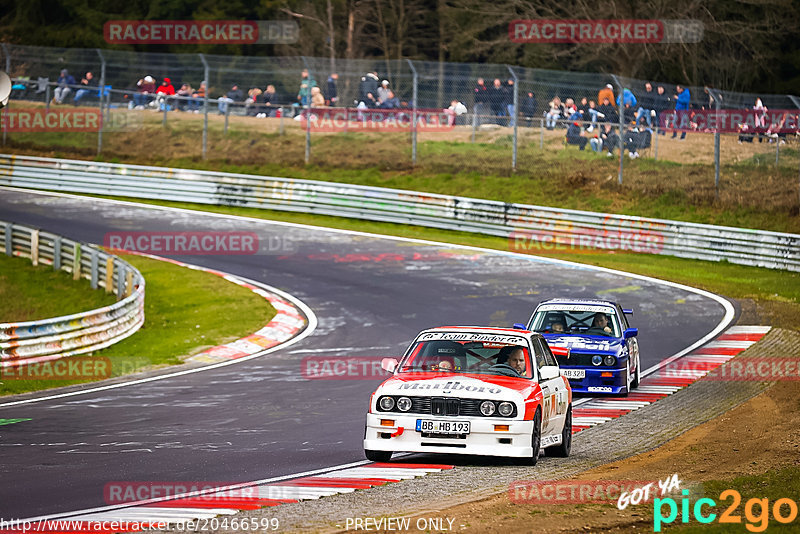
[416,419,470,434]
[561,369,586,379]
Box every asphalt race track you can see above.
[0,189,734,519]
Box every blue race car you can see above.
[518,299,640,396]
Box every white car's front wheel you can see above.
[364,449,392,462]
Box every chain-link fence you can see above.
[2,43,799,203]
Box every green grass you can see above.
[0,253,276,396]
[0,253,117,322]
[657,467,800,532]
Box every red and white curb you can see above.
[572,325,772,432]
[6,464,452,532]
[117,252,307,364]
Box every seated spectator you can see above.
[566,108,588,150]
[545,96,564,129]
[585,99,601,131]
[623,119,652,158]
[156,77,176,111]
[380,90,401,109]
[310,86,325,108]
[590,123,619,156]
[133,76,156,109]
[54,69,76,104]
[218,83,243,115]
[245,87,263,116]
[598,84,615,109]
[175,83,193,111]
[597,97,618,124]
[255,85,280,118]
[72,72,96,105]
[377,80,390,105]
[188,81,206,113]
[444,99,467,125]
[358,71,380,108]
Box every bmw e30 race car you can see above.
[364,326,572,464]
[519,299,640,396]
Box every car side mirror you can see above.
[624,328,638,339]
[513,323,527,330]
[539,366,559,382]
[381,358,398,373]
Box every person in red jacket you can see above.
[156,77,176,111]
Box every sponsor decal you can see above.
[397,380,503,395]
[537,304,617,314]
[104,20,298,44]
[418,332,526,345]
[587,386,613,392]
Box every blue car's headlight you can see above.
[604,355,616,366]
[592,355,603,366]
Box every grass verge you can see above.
[0,252,276,396]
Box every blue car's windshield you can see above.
[530,305,621,337]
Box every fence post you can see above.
[30,229,39,266]
[105,255,114,293]
[116,262,125,299]
[654,124,658,160]
[776,138,780,166]
[788,95,800,205]
[162,100,168,126]
[73,242,81,280]
[90,249,98,289]
[611,75,624,185]
[407,59,418,166]
[198,53,209,159]
[53,235,61,270]
[302,56,312,165]
[4,222,12,255]
[96,49,106,155]
[224,102,229,134]
[1,43,9,75]
[540,117,544,149]
[279,106,285,136]
[708,88,723,199]
[507,66,518,172]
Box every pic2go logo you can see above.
[654,489,799,532]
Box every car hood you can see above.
[376,373,535,400]
[544,334,624,355]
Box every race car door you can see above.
[533,337,566,436]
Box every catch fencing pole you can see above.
[96,49,106,155]
[611,75,624,185]
[508,66,519,171]
[408,59,418,166]
[199,53,209,160]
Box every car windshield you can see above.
[398,332,533,379]
[530,304,621,337]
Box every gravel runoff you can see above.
[152,328,793,534]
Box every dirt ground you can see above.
[403,379,800,533]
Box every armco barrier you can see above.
[1,153,798,271]
[0,220,145,367]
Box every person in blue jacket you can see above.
[616,88,637,107]
[671,85,691,139]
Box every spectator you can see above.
[54,69,76,104]
[671,85,691,139]
[616,88,637,108]
[175,83,193,111]
[218,83,243,115]
[358,71,380,108]
[652,85,671,134]
[488,78,506,125]
[505,79,516,128]
[545,96,564,129]
[326,73,338,106]
[445,99,467,125]
[297,68,317,107]
[754,98,768,142]
[72,72,95,105]
[598,83,615,109]
[310,86,325,107]
[521,91,537,127]
[245,87,262,116]
[156,77,175,111]
[597,97,618,124]
[188,81,206,113]
[377,80,391,104]
[624,118,652,159]
[474,78,490,125]
[262,85,279,116]
[636,82,655,126]
[597,123,620,156]
[133,75,156,109]
[585,99,601,131]
[380,90,400,109]
[566,108,588,150]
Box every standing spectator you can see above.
[616,87,637,108]
[636,83,655,126]
[521,91,537,127]
[671,85,691,139]
[218,83,243,114]
[54,69,76,104]
[133,76,156,109]
[297,68,317,108]
[504,79,516,128]
[598,84,615,109]
[72,72,95,105]
[377,80,391,105]
[175,83,193,111]
[326,73,338,106]
[488,78,506,125]
[473,78,489,125]
[156,77,175,111]
[188,81,206,113]
[652,85,671,134]
[566,108,587,150]
[358,71,380,108]
[545,96,564,129]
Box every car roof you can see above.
[537,298,619,308]
[420,326,539,338]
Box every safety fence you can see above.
[0,219,145,367]
[1,153,798,272]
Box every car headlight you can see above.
[396,397,412,412]
[480,400,496,416]
[604,355,616,366]
[592,355,603,366]
[498,401,514,417]
[378,396,395,411]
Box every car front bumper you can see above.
[364,413,534,458]
[564,367,627,394]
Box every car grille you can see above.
[556,352,606,367]
[381,396,516,417]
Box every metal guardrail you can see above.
[1,153,798,272]
[0,219,145,367]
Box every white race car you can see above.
[364,326,573,464]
